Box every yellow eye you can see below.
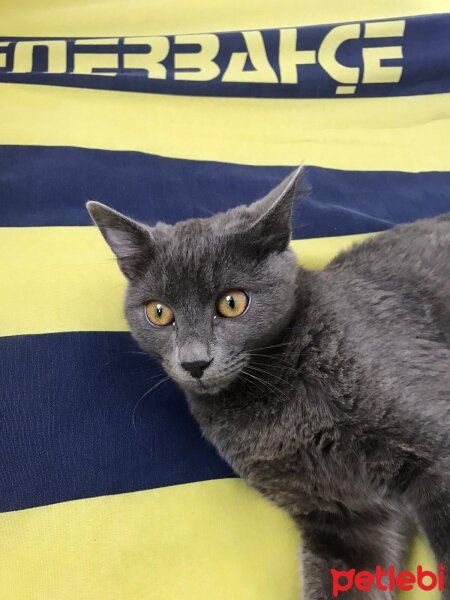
[217,290,249,318]
[145,301,174,327]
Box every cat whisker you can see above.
[248,363,300,385]
[236,373,253,394]
[250,347,310,361]
[100,359,163,381]
[245,364,309,412]
[240,371,273,397]
[248,360,298,378]
[248,352,299,369]
[245,364,297,391]
[250,355,309,375]
[249,341,296,353]
[244,366,307,421]
[241,369,292,403]
[240,369,265,392]
[132,376,170,433]
[243,370,291,402]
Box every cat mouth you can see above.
[180,372,240,395]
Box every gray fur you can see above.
[87,169,450,599]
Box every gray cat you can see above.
[87,168,449,600]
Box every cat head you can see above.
[87,167,305,395]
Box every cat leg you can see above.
[407,472,450,600]
[296,509,413,600]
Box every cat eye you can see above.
[145,300,175,327]
[217,290,249,318]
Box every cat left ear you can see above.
[86,201,154,280]
[245,166,306,253]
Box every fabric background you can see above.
[0,1,449,598]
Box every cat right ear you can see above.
[242,166,307,254]
[86,201,153,280]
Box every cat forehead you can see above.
[153,203,253,238]
[135,224,260,298]
[150,230,244,278]
[150,210,255,261]
[152,222,225,255]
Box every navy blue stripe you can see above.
[0,332,234,512]
[1,145,450,238]
[0,14,448,98]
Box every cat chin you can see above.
[178,376,237,396]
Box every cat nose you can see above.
[181,359,213,379]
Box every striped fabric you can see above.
[1,1,448,598]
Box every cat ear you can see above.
[245,166,306,253]
[86,201,153,280]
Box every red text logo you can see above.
[331,565,445,597]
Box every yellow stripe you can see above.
[290,235,375,270]
[0,479,299,600]
[0,479,436,600]
[2,0,449,37]
[0,227,372,337]
[1,85,449,171]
